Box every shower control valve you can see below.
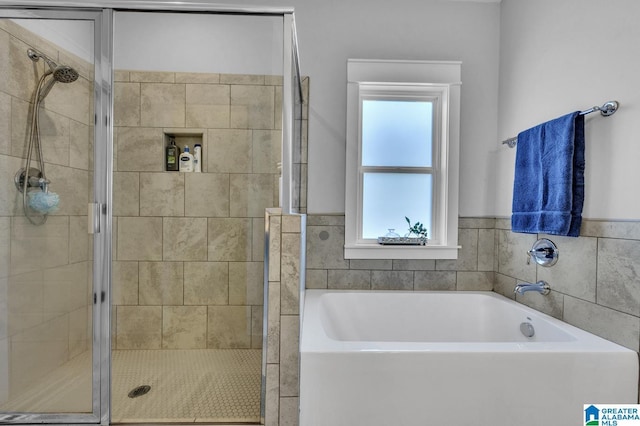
[526,238,559,267]
[14,167,49,193]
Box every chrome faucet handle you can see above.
[527,239,559,267]
[529,247,551,256]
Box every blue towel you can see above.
[511,111,585,237]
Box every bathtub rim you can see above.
[301,289,637,354]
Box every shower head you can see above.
[38,66,79,101]
[52,65,79,83]
[27,48,79,100]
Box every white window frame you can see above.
[345,59,461,259]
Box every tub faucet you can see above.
[514,280,550,295]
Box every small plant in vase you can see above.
[405,217,428,245]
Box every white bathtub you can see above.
[300,290,638,426]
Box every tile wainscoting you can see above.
[493,218,640,351]
[305,214,640,351]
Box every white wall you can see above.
[114,12,283,75]
[497,0,640,220]
[294,0,501,215]
[13,11,283,75]
[111,1,501,216]
[13,0,501,217]
[13,18,93,61]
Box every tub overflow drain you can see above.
[520,322,535,338]
[128,385,151,398]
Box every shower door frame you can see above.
[0,1,301,425]
[0,6,112,425]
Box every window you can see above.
[345,59,461,259]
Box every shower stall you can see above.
[0,2,305,425]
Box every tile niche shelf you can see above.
[163,129,206,172]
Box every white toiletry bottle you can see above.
[179,145,194,172]
[193,143,202,173]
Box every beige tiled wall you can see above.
[0,20,93,404]
[264,209,305,426]
[112,70,291,350]
[306,216,496,291]
[493,218,640,352]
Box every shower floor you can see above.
[112,349,262,424]
[0,349,262,424]
[0,351,93,413]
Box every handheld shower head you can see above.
[53,65,79,83]
[38,66,79,101]
[27,48,79,100]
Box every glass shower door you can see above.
[0,8,108,424]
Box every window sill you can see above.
[344,243,460,260]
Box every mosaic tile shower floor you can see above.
[1,349,262,424]
[112,349,262,424]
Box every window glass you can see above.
[362,172,432,239]
[361,99,433,167]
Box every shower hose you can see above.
[22,69,54,226]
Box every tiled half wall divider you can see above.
[264,208,306,426]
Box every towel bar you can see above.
[502,100,618,148]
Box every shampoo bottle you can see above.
[179,145,194,172]
[166,138,180,171]
[193,144,202,173]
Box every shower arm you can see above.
[27,48,57,73]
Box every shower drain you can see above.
[128,385,151,398]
